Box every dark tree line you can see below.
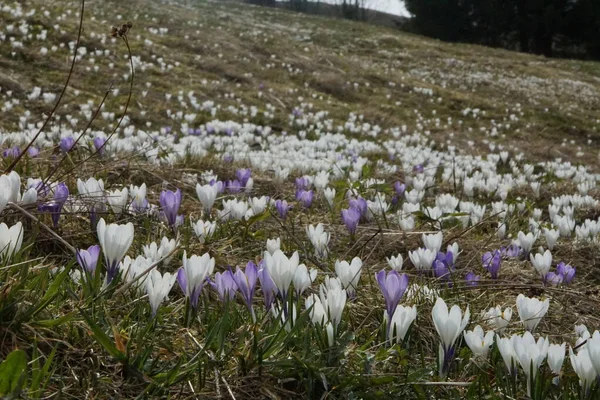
[404,0,600,59]
[245,0,370,22]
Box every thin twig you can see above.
[10,202,76,254]
[4,0,86,173]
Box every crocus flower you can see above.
[341,207,360,234]
[570,346,596,396]
[211,270,238,302]
[292,263,317,296]
[497,335,518,376]
[233,261,258,319]
[484,306,512,333]
[264,250,300,301]
[275,199,290,220]
[266,238,280,255]
[556,262,575,283]
[335,257,362,298]
[295,177,311,191]
[375,270,409,321]
[192,219,217,243]
[516,294,549,332]
[41,183,69,227]
[107,188,128,215]
[76,244,100,274]
[177,251,215,308]
[464,325,494,358]
[408,248,436,272]
[226,180,242,194]
[422,232,443,253]
[482,250,501,279]
[386,254,403,271]
[93,137,106,156]
[145,269,176,316]
[196,183,219,215]
[512,332,549,397]
[236,168,251,187]
[530,249,552,280]
[258,261,276,310]
[465,272,480,286]
[296,189,313,208]
[97,218,134,284]
[27,147,40,157]
[0,222,24,262]
[517,231,537,254]
[431,297,470,377]
[388,304,417,344]
[394,182,406,196]
[59,136,75,152]
[348,197,367,218]
[545,272,563,286]
[547,343,566,384]
[159,188,182,227]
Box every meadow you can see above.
[1,0,600,398]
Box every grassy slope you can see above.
[1,0,600,399]
[1,0,600,164]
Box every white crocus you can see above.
[264,250,301,299]
[585,330,600,374]
[191,219,217,243]
[266,238,280,255]
[292,263,316,295]
[0,222,24,262]
[512,332,549,397]
[96,218,134,283]
[386,254,403,271]
[543,228,560,250]
[517,231,537,254]
[422,232,443,253]
[408,248,436,271]
[496,335,518,375]
[484,306,512,333]
[389,305,417,344]
[334,257,362,297]
[180,251,215,307]
[319,277,347,329]
[463,325,494,358]
[107,187,128,215]
[21,187,38,206]
[431,297,470,377]
[145,269,176,316]
[306,223,330,258]
[77,177,105,209]
[570,347,597,395]
[547,343,566,383]
[143,237,177,265]
[530,249,552,279]
[196,183,219,214]
[323,187,336,208]
[516,294,549,332]
[398,215,415,232]
[306,293,327,325]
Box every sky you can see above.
[276,0,410,17]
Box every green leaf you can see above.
[0,349,27,396]
[80,311,127,362]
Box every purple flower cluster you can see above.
[482,250,502,279]
[545,262,576,286]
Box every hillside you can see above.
[1,0,599,163]
[1,0,600,399]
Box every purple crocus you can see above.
[211,270,238,302]
[258,261,276,311]
[482,250,501,279]
[545,272,564,286]
[233,261,258,320]
[394,182,406,196]
[275,199,290,220]
[349,197,368,218]
[236,169,252,187]
[375,270,409,319]
[341,207,361,234]
[465,272,480,286]
[296,190,313,208]
[159,189,182,227]
[433,260,452,283]
[210,179,225,194]
[27,147,40,158]
[93,137,106,156]
[3,147,20,158]
[295,177,311,191]
[76,245,101,274]
[501,244,522,258]
[59,136,75,152]
[40,183,69,227]
[555,262,575,284]
[226,180,242,194]
[413,164,424,173]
